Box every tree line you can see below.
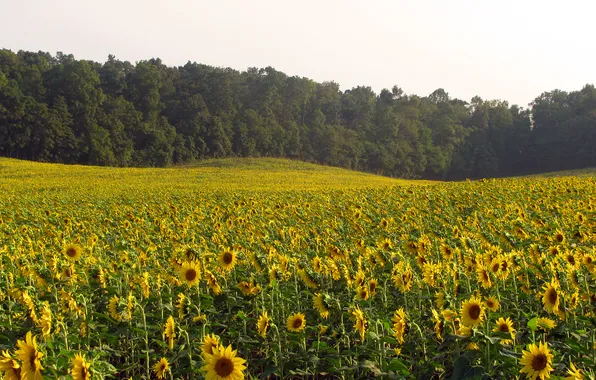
[1,49,594,179]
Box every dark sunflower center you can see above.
[501,261,508,271]
[215,357,234,377]
[492,263,500,272]
[468,304,481,320]
[293,318,303,329]
[499,323,509,332]
[82,367,88,378]
[66,247,77,257]
[185,269,197,281]
[222,252,233,265]
[370,283,376,292]
[556,234,563,242]
[567,255,575,265]
[486,301,495,309]
[548,289,557,304]
[531,353,547,371]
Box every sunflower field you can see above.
[0,157,595,380]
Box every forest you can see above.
[0,49,594,179]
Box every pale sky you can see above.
[1,0,595,107]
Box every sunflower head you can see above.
[287,313,306,332]
[219,248,237,271]
[201,334,221,356]
[180,261,201,287]
[153,357,169,379]
[164,316,176,350]
[519,341,554,380]
[461,297,485,327]
[201,344,246,380]
[257,312,271,337]
[71,353,90,380]
[485,296,500,312]
[16,331,43,378]
[64,244,82,260]
[542,279,560,314]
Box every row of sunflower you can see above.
[0,158,595,379]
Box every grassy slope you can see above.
[0,157,427,197]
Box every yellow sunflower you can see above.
[542,279,560,314]
[392,308,407,344]
[257,311,270,337]
[16,331,43,380]
[492,317,516,339]
[476,265,492,289]
[180,261,201,287]
[565,361,583,380]
[536,317,557,331]
[164,316,176,350]
[39,303,52,340]
[485,296,500,312]
[0,350,21,380]
[201,334,221,356]
[71,354,90,380]
[519,341,554,380]
[201,344,246,380]
[153,357,169,379]
[287,313,306,332]
[351,306,367,341]
[461,296,485,327]
[176,293,187,319]
[313,293,330,319]
[219,247,238,271]
[64,244,82,260]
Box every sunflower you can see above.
[153,357,169,379]
[108,295,122,321]
[205,271,222,295]
[16,331,43,380]
[493,317,516,339]
[485,296,500,312]
[355,286,369,301]
[176,293,187,319]
[257,312,270,337]
[287,313,306,332]
[313,293,330,319]
[536,317,556,331]
[164,316,176,350]
[351,306,367,341]
[461,296,485,327]
[519,341,554,380]
[0,350,21,380]
[392,308,407,344]
[201,344,246,380]
[180,261,201,287]
[476,265,492,289]
[553,230,566,244]
[64,244,82,260]
[565,361,583,380]
[39,303,52,340]
[201,334,221,356]
[542,279,560,314]
[71,354,90,380]
[219,247,238,271]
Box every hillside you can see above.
[0,157,426,197]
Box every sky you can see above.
[1,0,595,107]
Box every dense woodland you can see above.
[0,49,594,179]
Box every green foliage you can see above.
[0,48,594,178]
